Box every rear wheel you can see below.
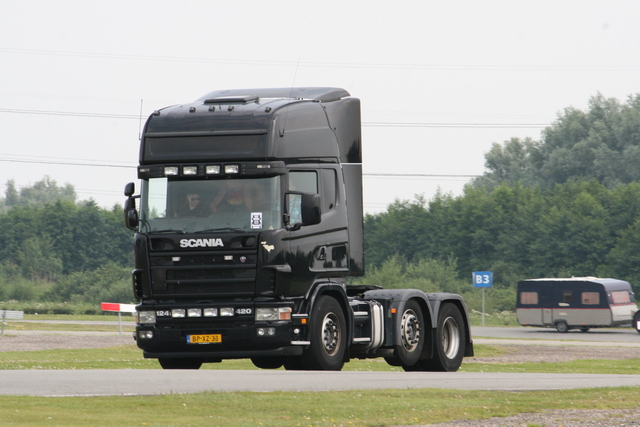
[158,358,202,370]
[299,295,346,371]
[251,356,284,369]
[412,303,465,372]
[579,326,590,333]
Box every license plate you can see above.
[187,334,222,344]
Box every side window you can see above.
[582,292,600,305]
[562,291,573,303]
[288,171,317,225]
[289,171,317,193]
[520,292,538,305]
[321,169,337,212]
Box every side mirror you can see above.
[300,193,321,226]
[286,191,321,228]
[124,182,135,197]
[123,182,139,230]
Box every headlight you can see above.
[172,309,186,318]
[203,308,218,317]
[137,311,156,324]
[220,307,234,317]
[256,307,292,321]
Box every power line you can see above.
[363,121,547,129]
[0,108,139,120]
[0,107,546,129]
[365,173,480,178]
[0,156,480,179]
[0,156,135,169]
[2,47,640,71]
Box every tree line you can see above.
[2,92,640,313]
[359,92,640,309]
[0,177,132,306]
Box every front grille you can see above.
[149,250,257,297]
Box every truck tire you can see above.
[633,311,640,334]
[555,321,568,333]
[408,302,465,372]
[158,358,202,370]
[391,300,424,367]
[299,295,346,371]
[251,356,285,369]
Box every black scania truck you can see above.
[124,87,473,371]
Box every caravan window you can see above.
[520,292,538,305]
[611,291,631,304]
[562,291,574,303]
[582,292,600,305]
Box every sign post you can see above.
[472,271,493,325]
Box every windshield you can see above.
[139,176,282,233]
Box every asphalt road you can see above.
[2,369,640,397]
[473,326,640,343]
[2,323,640,396]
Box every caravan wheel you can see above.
[555,321,568,333]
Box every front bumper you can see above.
[135,320,305,360]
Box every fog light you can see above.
[172,309,186,318]
[139,330,153,339]
[187,308,201,317]
[204,308,218,317]
[220,307,234,317]
[257,327,275,336]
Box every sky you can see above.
[2,1,640,213]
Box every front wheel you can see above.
[298,295,346,371]
[412,303,465,372]
[633,311,640,335]
[158,358,202,370]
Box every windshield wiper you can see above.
[150,229,187,234]
[195,227,247,233]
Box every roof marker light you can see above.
[206,165,221,175]
[164,166,179,176]
[183,166,198,175]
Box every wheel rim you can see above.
[441,316,460,359]
[401,309,421,352]
[321,312,341,356]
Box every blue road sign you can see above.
[473,271,493,288]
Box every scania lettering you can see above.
[124,87,474,371]
[180,238,224,248]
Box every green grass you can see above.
[1,387,639,426]
[1,343,640,425]
[2,343,639,375]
